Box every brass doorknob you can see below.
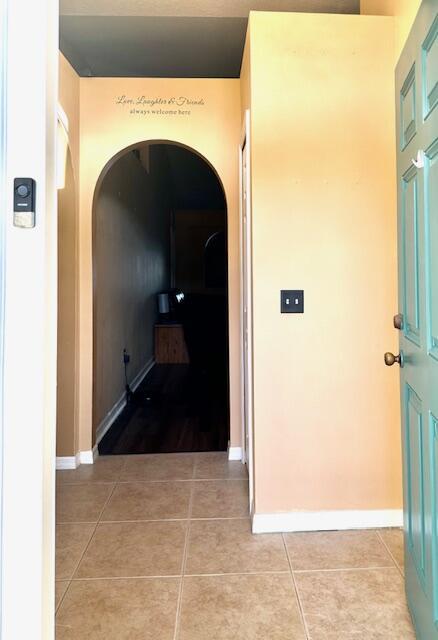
[393,314,404,330]
[384,352,403,367]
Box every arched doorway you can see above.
[92,141,230,454]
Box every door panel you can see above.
[423,16,438,118]
[431,412,438,625]
[401,65,417,148]
[425,139,438,358]
[405,384,426,582]
[402,165,421,345]
[396,2,438,638]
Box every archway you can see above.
[92,140,230,454]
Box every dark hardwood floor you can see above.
[98,363,229,455]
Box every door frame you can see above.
[239,109,254,512]
[0,0,7,625]
[1,0,58,637]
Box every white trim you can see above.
[228,445,243,461]
[95,356,155,446]
[56,446,99,470]
[131,356,155,392]
[239,109,254,509]
[2,0,58,637]
[57,103,69,134]
[56,358,154,469]
[252,509,404,534]
[55,454,79,470]
[78,447,98,465]
[94,389,127,446]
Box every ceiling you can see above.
[60,0,360,78]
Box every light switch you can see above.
[281,290,304,313]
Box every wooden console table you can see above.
[154,323,190,364]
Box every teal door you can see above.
[394,2,438,638]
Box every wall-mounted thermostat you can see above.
[281,290,304,313]
[13,178,36,228]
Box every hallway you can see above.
[55,453,414,639]
[98,363,229,455]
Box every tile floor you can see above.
[55,452,415,639]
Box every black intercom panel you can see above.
[14,178,35,213]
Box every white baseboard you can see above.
[95,391,127,447]
[56,358,154,470]
[95,357,155,446]
[131,357,155,393]
[252,509,403,534]
[78,446,99,465]
[56,447,99,470]
[56,454,80,470]
[228,445,243,461]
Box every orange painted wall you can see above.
[78,78,242,451]
[360,0,422,58]
[57,54,80,457]
[246,12,402,514]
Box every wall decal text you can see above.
[115,95,206,117]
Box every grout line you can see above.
[68,483,119,581]
[375,529,404,578]
[55,580,71,614]
[292,565,396,574]
[186,516,250,521]
[182,570,291,578]
[57,481,117,486]
[282,534,311,640]
[98,482,119,522]
[70,575,182,581]
[56,515,251,526]
[173,474,195,640]
[68,570,292,582]
[99,517,250,524]
[68,521,100,581]
[58,477,248,486]
[56,520,103,525]
[56,522,99,582]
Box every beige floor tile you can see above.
[284,530,393,571]
[75,521,187,578]
[55,581,69,611]
[179,574,306,640]
[120,453,195,482]
[56,483,115,523]
[194,452,248,479]
[191,479,249,518]
[295,568,416,639]
[56,523,96,580]
[100,481,191,521]
[378,528,405,572]
[56,457,125,484]
[185,518,289,575]
[56,577,179,640]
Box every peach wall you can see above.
[78,78,242,451]
[247,12,402,514]
[57,55,80,456]
[360,0,422,57]
[59,55,80,179]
